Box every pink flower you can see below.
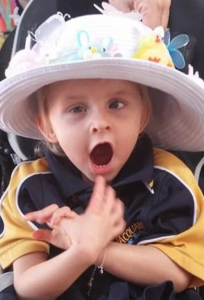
[5,49,46,78]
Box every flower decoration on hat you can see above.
[76,30,121,59]
[133,27,174,68]
[5,34,47,78]
[5,13,69,77]
[32,12,69,60]
[5,5,181,78]
[163,30,189,69]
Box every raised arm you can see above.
[14,176,125,300]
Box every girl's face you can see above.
[37,79,150,183]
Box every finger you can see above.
[87,176,106,214]
[113,219,126,238]
[50,207,76,225]
[32,228,71,250]
[136,4,157,29]
[161,6,170,29]
[32,229,52,240]
[115,198,125,216]
[135,0,171,29]
[142,14,157,29]
[112,199,125,225]
[25,204,59,224]
[132,1,156,29]
[104,185,117,211]
[109,0,132,12]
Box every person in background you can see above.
[17,0,29,8]
[110,0,171,28]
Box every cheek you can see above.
[53,124,87,158]
[54,129,76,148]
[122,128,140,149]
[123,111,143,133]
[49,114,74,139]
[60,136,87,171]
[118,112,143,149]
[118,119,141,151]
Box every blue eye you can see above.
[69,106,86,113]
[109,100,125,109]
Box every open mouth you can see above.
[90,142,113,166]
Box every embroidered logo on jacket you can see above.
[116,222,145,244]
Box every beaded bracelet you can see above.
[87,248,106,297]
[97,248,106,274]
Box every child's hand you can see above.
[25,203,76,225]
[26,177,125,260]
[40,176,125,262]
[56,176,125,263]
[25,204,76,249]
[26,176,126,263]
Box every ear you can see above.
[36,115,58,143]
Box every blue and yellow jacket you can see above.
[0,135,204,300]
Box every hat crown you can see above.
[6,12,174,78]
[33,14,152,61]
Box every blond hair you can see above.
[32,86,66,156]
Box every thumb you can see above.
[32,228,71,250]
[87,176,106,215]
[161,6,170,29]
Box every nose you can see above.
[89,110,110,133]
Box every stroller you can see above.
[0,0,204,298]
[1,0,204,197]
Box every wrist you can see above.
[68,244,96,266]
[87,248,107,297]
[95,248,106,273]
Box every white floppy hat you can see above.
[0,9,204,151]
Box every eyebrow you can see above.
[62,94,86,101]
[60,84,139,101]
[107,89,139,98]
[63,90,135,101]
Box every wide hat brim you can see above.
[0,58,204,151]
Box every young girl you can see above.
[0,5,204,300]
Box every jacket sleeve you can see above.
[0,159,50,269]
[144,149,204,287]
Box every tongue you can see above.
[90,143,113,166]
